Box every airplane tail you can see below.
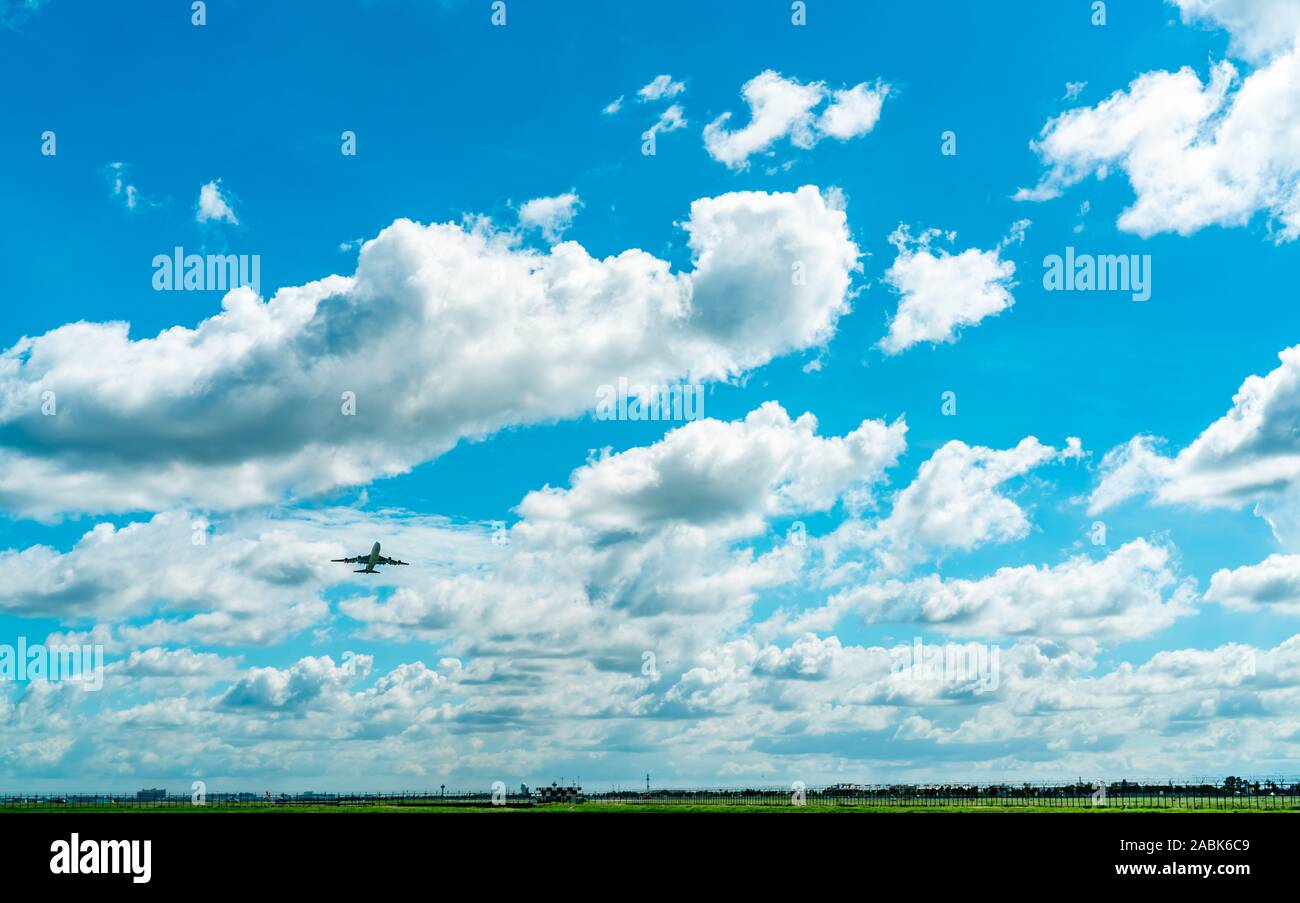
[354,568,377,574]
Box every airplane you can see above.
[332,541,409,574]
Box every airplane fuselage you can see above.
[359,541,381,573]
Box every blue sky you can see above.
[2,0,1300,790]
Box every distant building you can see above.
[136,788,167,801]
[533,783,583,804]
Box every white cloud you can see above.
[221,655,371,710]
[638,74,685,102]
[1090,345,1300,513]
[1170,0,1300,64]
[196,179,238,224]
[602,95,623,115]
[1208,554,1300,615]
[647,103,686,139]
[110,647,239,681]
[517,401,906,536]
[792,539,1195,641]
[877,222,1027,354]
[0,186,859,517]
[517,192,581,242]
[1088,436,1172,513]
[816,82,887,140]
[1017,27,1300,241]
[820,436,1081,576]
[703,71,889,170]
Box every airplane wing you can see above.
[376,556,408,566]
[331,555,367,564]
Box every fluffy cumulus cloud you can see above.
[516,191,581,242]
[517,402,906,536]
[784,539,1195,642]
[1208,554,1300,615]
[703,70,889,170]
[220,654,373,709]
[1019,3,1300,241]
[110,647,239,682]
[826,436,1083,574]
[878,222,1028,354]
[196,179,238,225]
[1171,0,1300,64]
[817,83,889,140]
[0,186,859,518]
[1090,345,1300,514]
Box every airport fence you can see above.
[2,779,1298,810]
[588,780,1300,809]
